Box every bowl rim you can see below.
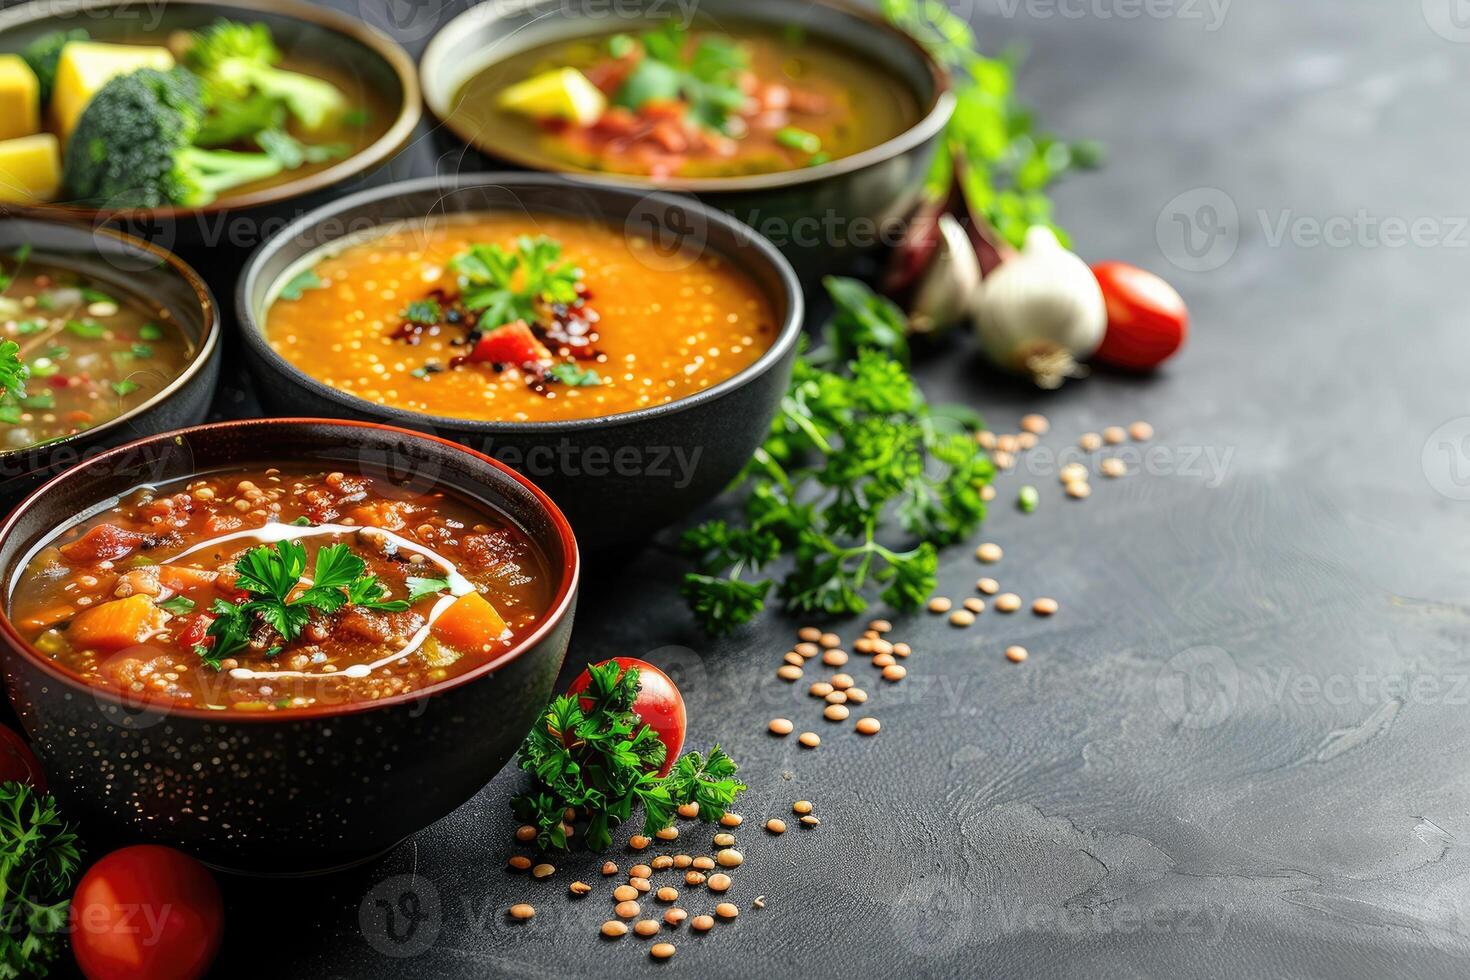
[0,417,583,724]
[419,0,955,194]
[0,215,221,461]
[0,0,423,219]
[235,171,805,433]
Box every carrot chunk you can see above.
[156,564,218,593]
[67,595,170,650]
[58,524,143,563]
[431,592,508,653]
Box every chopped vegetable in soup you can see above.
[0,248,192,451]
[454,20,920,180]
[8,467,553,712]
[264,213,777,422]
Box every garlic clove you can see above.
[908,214,982,337]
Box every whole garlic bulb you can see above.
[972,226,1106,388]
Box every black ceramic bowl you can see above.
[0,0,421,264]
[0,215,220,506]
[235,173,804,552]
[0,418,579,875]
[419,0,953,281]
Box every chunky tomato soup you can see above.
[8,466,552,712]
[264,213,777,422]
[453,21,920,180]
[1,256,192,452]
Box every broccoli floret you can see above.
[62,68,283,208]
[196,91,286,146]
[21,28,89,105]
[183,19,347,131]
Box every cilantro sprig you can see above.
[679,277,993,634]
[0,341,26,402]
[449,236,581,333]
[512,661,746,851]
[0,782,82,980]
[197,540,416,668]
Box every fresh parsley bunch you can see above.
[0,782,82,980]
[680,277,993,634]
[449,236,581,331]
[512,662,745,852]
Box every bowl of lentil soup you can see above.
[419,0,953,278]
[237,173,803,551]
[0,418,579,874]
[0,214,220,505]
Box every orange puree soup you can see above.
[264,214,778,423]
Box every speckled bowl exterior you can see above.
[235,173,804,552]
[0,216,221,508]
[0,419,579,876]
[419,0,953,282]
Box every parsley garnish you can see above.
[405,576,451,601]
[64,319,104,339]
[0,341,26,400]
[678,277,993,633]
[197,541,413,668]
[139,323,164,341]
[0,782,82,979]
[158,595,195,615]
[613,22,749,132]
[449,237,581,332]
[401,298,442,326]
[543,362,602,387]
[278,269,324,301]
[110,379,140,397]
[512,661,746,851]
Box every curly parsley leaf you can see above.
[450,236,582,331]
[0,782,82,980]
[0,341,26,401]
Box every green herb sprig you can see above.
[611,21,749,132]
[197,541,417,668]
[450,236,581,332]
[0,782,82,980]
[679,277,993,634]
[512,661,745,852]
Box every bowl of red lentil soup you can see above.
[236,173,803,551]
[419,0,953,279]
[0,418,579,874]
[0,214,220,505]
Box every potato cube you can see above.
[51,42,174,141]
[0,133,62,204]
[0,56,40,141]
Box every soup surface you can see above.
[452,20,920,180]
[8,466,553,712]
[0,253,192,451]
[265,213,778,423]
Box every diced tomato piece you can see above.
[59,524,145,563]
[468,321,551,366]
[174,612,213,651]
[649,120,689,154]
[592,106,641,137]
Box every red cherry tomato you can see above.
[71,846,223,980]
[568,657,686,776]
[0,724,45,791]
[1090,261,1188,370]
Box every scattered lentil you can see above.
[927,596,953,614]
[713,832,736,847]
[777,664,803,681]
[846,687,868,704]
[824,703,850,721]
[995,593,1022,612]
[651,855,674,871]
[1129,421,1154,441]
[630,864,653,878]
[509,903,535,920]
[892,642,912,658]
[515,825,537,842]
[948,610,975,628]
[602,861,618,876]
[629,835,650,851]
[825,691,848,705]
[685,871,707,886]
[708,872,732,892]
[1020,413,1049,434]
[656,886,679,903]
[798,626,822,642]
[691,915,715,932]
[976,542,1003,563]
[831,672,854,690]
[769,717,794,736]
[602,920,629,938]
[976,577,999,595]
[614,885,639,903]
[508,855,532,871]
[855,717,881,736]
[800,815,821,827]
[569,881,592,897]
[882,664,907,682]
[1079,432,1103,452]
[692,856,715,870]
[716,849,744,867]
[650,941,677,959]
[794,642,820,658]
[677,802,700,819]
[799,732,821,748]
[1006,645,1029,663]
[819,632,841,648]
[1065,481,1092,499]
[615,900,641,919]
[635,919,661,938]
[1100,457,1127,478]
[655,826,679,841]
[821,648,849,667]
[673,855,692,869]
[1059,462,1088,484]
[766,818,787,834]
[783,651,805,667]
[532,863,555,879]
[963,597,985,614]
[664,908,688,927]
[809,681,834,697]
[793,801,813,814]
[716,902,739,920]
[719,812,743,828]
[1033,597,1059,616]
[869,618,892,633]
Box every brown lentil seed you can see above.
[824,703,850,721]
[1100,457,1127,478]
[872,652,896,667]
[676,802,699,819]
[532,863,555,879]
[769,717,794,736]
[656,886,679,903]
[713,832,736,847]
[602,861,618,876]
[854,637,876,654]
[777,664,803,681]
[963,597,985,614]
[614,885,639,902]
[629,835,650,851]
[783,651,804,667]
[569,881,592,897]
[882,664,908,682]
[1021,413,1049,435]
[846,687,869,704]
[615,900,641,919]
[651,942,677,960]
[976,542,1003,563]
[515,825,537,842]
[871,638,894,656]
[977,430,997,449]
[719,812,743,828]
[753,896,767,909]
[1033,597,1059,616]
[825,690,848,705]
[799,732,821,748]
[798,626,822,642]
[509,903,535,920]
[821,648,849,667]
[1065,481,1092,499]
[793,801,813,814]
[869,618,892,633]
[982,484,997,501]
[664,908,688,927]
[692,856,715,870]
[651,855,674,870]
[673,855,693,868]
[655,826,679,841]
[819,632,841,648]
[1079,432,1103,451]
[995,593,1022,613]
[927,596,952,614]
[766,818,787,834]
[831,672,854,690]
[716,848,744,867]
[977,577,999,595]
[1129,421,1154,441]
[948,610,976,628]
[630,864,653,878]
[691,915,715,932]
[1103,425,1127,444]
[716,902,739,920]
[856,717,881,736]
[809,681,834,697]
[992,450,1015,470]
[508,855,532,871]
[800,814,821,827]
[1059,462,1088,484]
[794,642,820,658]
[996,434,1019,454]
[1006,645,1029,663]
[685,871,707,886]
[602,920,629,938]
[708,872,732,892]
[892,642,912,657]
[634,919,661,938]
